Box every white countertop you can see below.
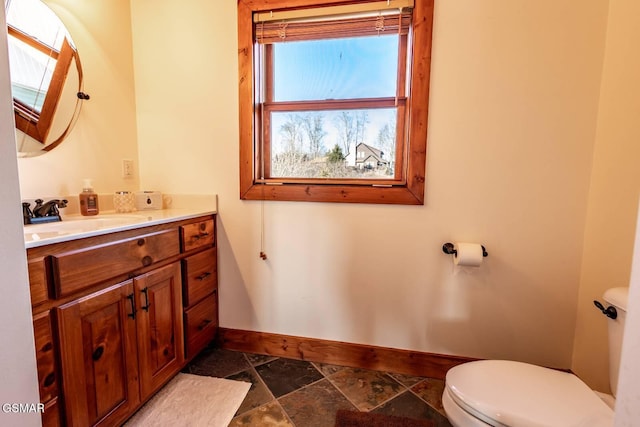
[24,194,217,249]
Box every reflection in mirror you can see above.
[5,0,88,157]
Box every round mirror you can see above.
[5,0,87,157]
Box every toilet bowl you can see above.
[442,360,613,426]
[442,287,628,427]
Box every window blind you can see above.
[255,13,412,43]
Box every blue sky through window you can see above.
[273,35,399,102]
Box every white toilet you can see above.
[442,287,628,427]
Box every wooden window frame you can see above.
[8,25,76,144]
[238,0,434,205]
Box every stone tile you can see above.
[313,362,348,377]
[229,401,293,427]
[228,368,274,416]
[372,391,452,427]
[256,358,324,398]
[279,379,357,427]
[184,348,250,378]
[411,378,446,415]
[389,372,426,388]
[328,368,403,411]
[245,353,279,367]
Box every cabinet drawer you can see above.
[183,248,217,307]
[29,256,49,306]
[184,294,218,358]
[180,219,215,252]
[33,311,58,403]
[51,229,180,297]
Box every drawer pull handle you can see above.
[197,319,212,331]
[44,372,56,387]
[141,287,151,312]
[196,272,212,281]
[192,232,209,241]
[127,294,136,319]
[40,342,53,352]
[142,256,153,267]
[92,346,104,361]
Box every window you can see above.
[238,0,434,204]
[6,0,78,145]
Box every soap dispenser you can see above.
[79,179,99,216]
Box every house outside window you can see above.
[347,143,389,171]
[238,0,434,204]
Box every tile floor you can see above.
[182,346,453,427]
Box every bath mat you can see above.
[124,373,250,427]
[334,409,435,427]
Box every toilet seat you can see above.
[445,360,613,427]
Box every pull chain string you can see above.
[258,21,268,260]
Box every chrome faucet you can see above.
[23,199,68,225]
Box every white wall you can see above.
[572,0,640,392]
[131,0,609,369]
[0,6,42,427]
[17,0,140,200]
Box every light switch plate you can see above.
[122,159,134,178]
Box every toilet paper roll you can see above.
[453,242,484,267]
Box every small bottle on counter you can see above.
[79,179,99,216]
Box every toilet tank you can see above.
[603,287,629,397]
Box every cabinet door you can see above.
[57,281,140,427]
[135,262,185,399]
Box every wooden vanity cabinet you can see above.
[27,215,217,427]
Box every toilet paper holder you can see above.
[442,242,488,257]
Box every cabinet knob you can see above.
[142,256,153,267]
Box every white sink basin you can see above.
[24,214,150,241]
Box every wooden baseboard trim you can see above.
[218,328,475,380]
